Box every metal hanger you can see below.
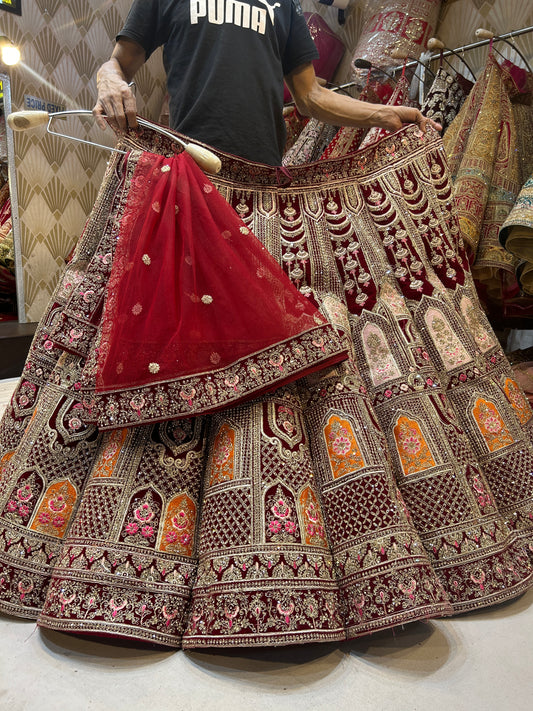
[6,109,222,174]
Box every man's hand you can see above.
[286,63,442,134]
[93,39,146,132]
[366,105,442,134]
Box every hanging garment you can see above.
[282,118,339,166]
[320,76,412,161]
[0,189,14,297]
[0,123,532,650]
[500,172,533,296]
[443,54,524,306]
[283,107,309,154]
[421,66,473,134]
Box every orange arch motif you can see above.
[299,486,328,548]
[324,415,365,479]
[472,398,514,452]
[91,428,129,478]
[503,378,532,425]
[394,415,436,475]
[209,423,235,486]
[158,493,197,556]
[30,479,77,539]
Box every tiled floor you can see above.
[0,376,532,711]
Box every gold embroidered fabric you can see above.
[500,173,533,295]
[0,123,532,649]
[443,55,524,303]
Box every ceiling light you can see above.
[0,36,20,66]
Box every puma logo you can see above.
[257,0,281,24]
[190,0,281,35]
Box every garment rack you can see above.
[326,25,533,99]
[395,25,533,74]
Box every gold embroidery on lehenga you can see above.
[299,486,328,548]
[424,307,472,370]
[91,428,129,479]
[472,398,515,452]
[503,378,532,425]
[393,415,436,475]
[324,414,365,479]
[209,423,235,485]
[30,480,77,539]
[362,322,402,385]
[159,493,196,556]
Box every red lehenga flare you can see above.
[0,123,532,649]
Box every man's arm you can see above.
[285,62,442,133]
[93,38,147,131]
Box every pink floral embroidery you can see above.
[134,502,155,523]
[483,416,502,434]
[49,494,67,513]
[272,498,291,519]
[68,417,82,431]
[125,522,139,535]
[141,525,154,538]
[268,520,282,534]
[330,435,352,456]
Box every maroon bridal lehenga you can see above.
[0,122,532,649]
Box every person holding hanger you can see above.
[94,0,440,165]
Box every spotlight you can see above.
[0,36,21,66]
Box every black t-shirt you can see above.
[118,0,319,165]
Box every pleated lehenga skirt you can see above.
[0,122,532,649]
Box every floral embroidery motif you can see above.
[472,398,515,452]
[30,480,77,539]
[265,484,300,543]
[362,323,402,385]
[158,493,196,556]
[425,308,472,370]
[142,254,151,265]
[209,423,235,486]
[268,402,303,449]
[3,473,43,524]
[121,489,162,548]
[393,416,436,475]
[459,296,497,353]
[380,280,407,317]
[201,295,213,304]
[299,487,328,548]
[132,303,143,316]
[324,415,365,479]
[91,429,128,478]
[503,378,532,425]
[148,363,160,374]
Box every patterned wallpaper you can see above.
[1,0,532,321]
[0,0,166,321]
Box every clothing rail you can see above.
[393,25,533,74]
[323,25,533,98]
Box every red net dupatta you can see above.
[90,150,347,427]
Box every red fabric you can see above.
[96,151,346,395]
[283,13,345,103]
